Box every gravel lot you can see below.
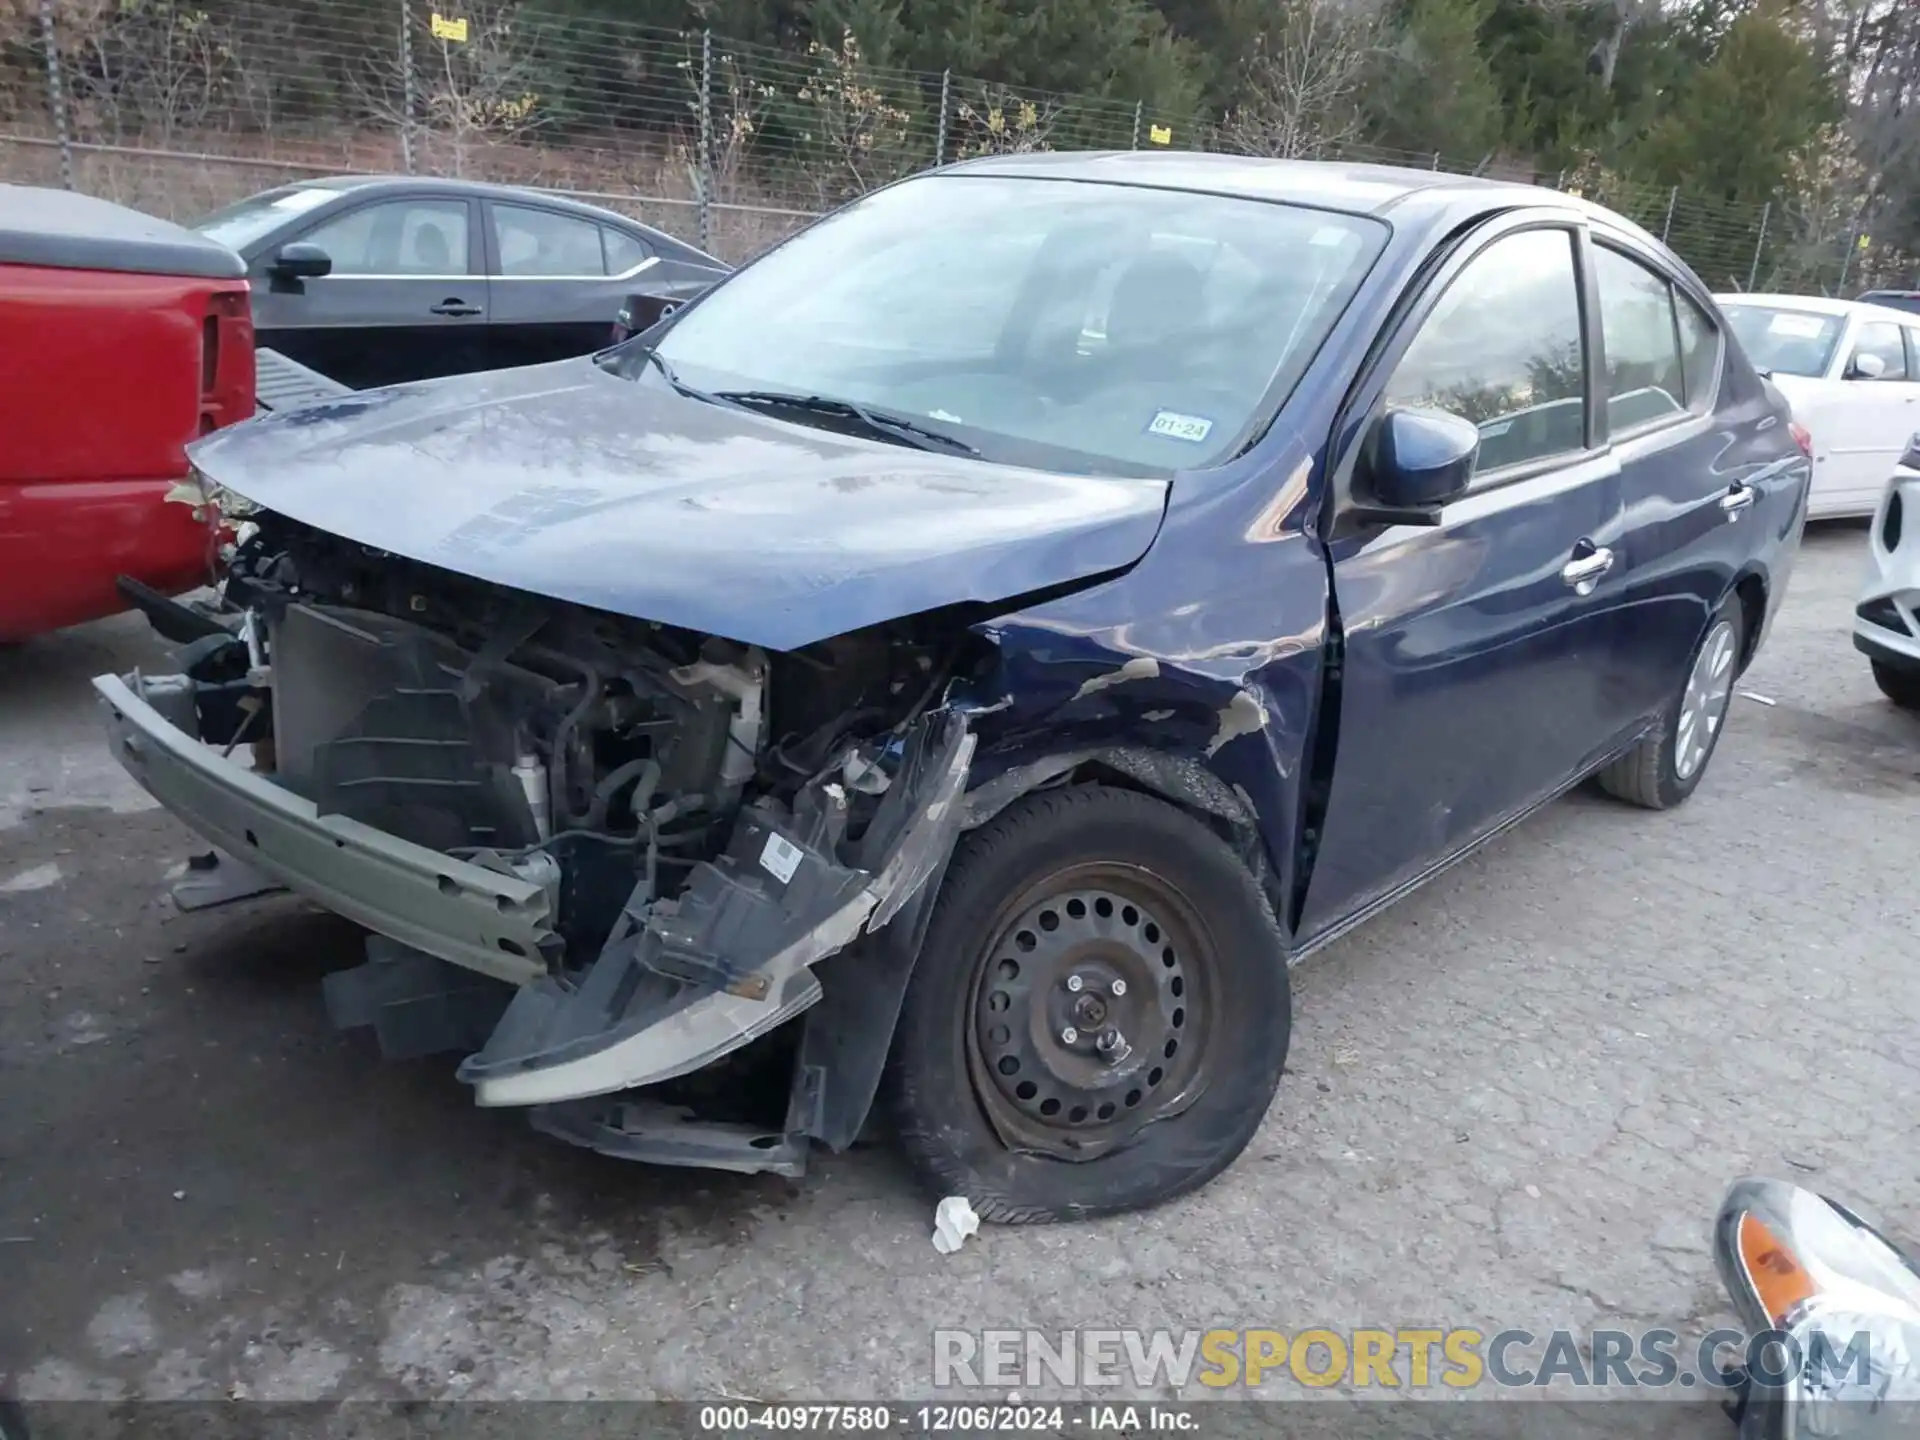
[3,523,1917,1414]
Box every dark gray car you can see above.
[192,175,728,389]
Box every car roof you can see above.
[1715,292,1920,325]
[268,174,717,258]
[941,151,1661,235]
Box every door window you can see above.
[300,200,471,276]
[1853,321,1911,380]
[1675,292,1721,411]
[602,226,653,276]
[1593,245,1687,430]
[495,204,607,277]
[1384,228,1587,477]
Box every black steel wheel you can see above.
[885,784,1291,1223]
[968,868,1214,1161]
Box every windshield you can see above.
[1721,303,1845,378]
[627,174,1388,475]
[192,186,339,252]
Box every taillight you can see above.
[1788,420,1813,460]
[200,289,256,431]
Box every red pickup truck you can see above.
[0,184,256,641]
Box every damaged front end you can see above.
[96,513,978,1174]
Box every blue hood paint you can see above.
[189,359,1171,652]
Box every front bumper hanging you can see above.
[96,668,974,1131]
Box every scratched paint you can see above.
[1206,690,1270,757]
[1071,657,1162,701]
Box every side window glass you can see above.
[496,205,607,277]
[1853,322,1911,380]
[1384,228,1586,476]
[1675,292,1721,412]
[603,226,652,275]
[1594,245,1686,429]
[302,200,470,276]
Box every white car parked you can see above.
[1714,293,1920,519]
[1855,430,1920,708]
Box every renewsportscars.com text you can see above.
[931,1327,1871,1391]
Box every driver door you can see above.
[1298,220,1630,942]
[1822,319,1920,505]
[251,196,489,389]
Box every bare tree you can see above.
[358,0,549,178]
[949,84,1062,159]
[55,0,242,147]
[791,31,919,207]
[1586,0,1657,92]
[1220,0,1380,161]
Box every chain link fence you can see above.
[2,0,1913,292]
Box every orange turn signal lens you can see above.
[1739,1212,1820,1324]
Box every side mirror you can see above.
[1847,351,1888,381]
[610,283,711,343]
[270,242,333,280]
[1358,406,1481,525]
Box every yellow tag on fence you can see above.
[430,12,469,41]
[1148,123,1172,145]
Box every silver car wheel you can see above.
[1675,618,1737,781]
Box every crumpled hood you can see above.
[189,359,1170,652]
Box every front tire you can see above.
[1871,659,1920,711]
[1596,595,1745,810]
[884,784,1291,1223]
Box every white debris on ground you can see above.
[0,861,62,893]
[931,1197,980,1255]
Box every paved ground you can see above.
[3,524,1917,1415]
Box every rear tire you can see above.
[884,785,1291,1223]
[1596,596,1745,811]
[1871,659,1920,711]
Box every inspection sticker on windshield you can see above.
[1767,312,1828,338]
[760,832,804,885]
[1147,410,1214,443]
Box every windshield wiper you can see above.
[712,390,981,457]
[642,347,737,409]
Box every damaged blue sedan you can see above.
[97,153,1810,1220]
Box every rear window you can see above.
[192,187,338,251]
[1720,304,1845,378]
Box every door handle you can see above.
[1720,483,1757,520]
[1561,545,1614,595]
[430,299,483,316]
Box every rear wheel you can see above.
[885,785,1291,1223]
[1596,596,1745,810]
[1871,659,1920,711]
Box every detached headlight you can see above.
[1717,1181,1920,1440]
[1784,1302,1920,1437]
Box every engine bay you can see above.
[119,511,980,1151]
[180,515,976,968]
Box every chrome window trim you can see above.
[316,256,663,283]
